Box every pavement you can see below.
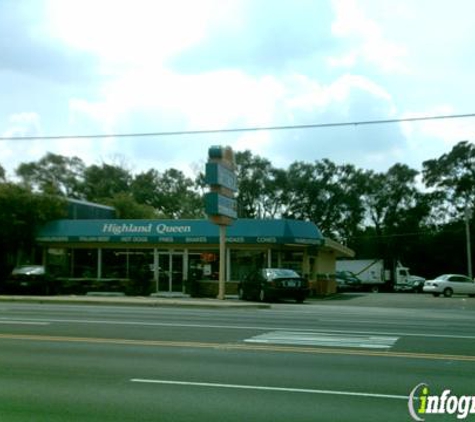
[0,293,272,309]
[2,291,473,310]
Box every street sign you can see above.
[205,192,237,219]
[204,146,237,224]
[205,162,237,192]
[204,145,237,300]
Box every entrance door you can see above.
[171,253,184,293]
[157,252,184,293]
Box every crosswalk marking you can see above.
[244,331,399,349]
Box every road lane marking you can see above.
[130,379,408,400]
[0,320,49,325]
[2,317,475,341]
[244,331,399,349]
[0,333,475,362]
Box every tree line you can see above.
[0,140,474,280]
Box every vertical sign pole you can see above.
[154,248,159,293]
[218,225,226,300]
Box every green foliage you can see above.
[0,182,66,278]
[102,193,157,219]
[2,140,475,276]
[131,168,203,218]
[16,152,85,197]
[284,159,366,242]
[235,150,287,218]
[423,140,475,218]
[0,183,66,247]
[82,163,132,201]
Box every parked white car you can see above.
[423,274,475,297]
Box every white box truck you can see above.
[336,259,423,292]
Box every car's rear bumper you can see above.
[422,285,441,294]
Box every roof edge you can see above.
[323,238,355,258]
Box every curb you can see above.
[0,295,271,309]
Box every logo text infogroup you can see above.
[408,383,475,421]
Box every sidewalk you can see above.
[0,294,271,309]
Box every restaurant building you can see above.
[37,218,354,296]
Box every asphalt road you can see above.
[0,294,474,421]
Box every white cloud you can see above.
[68,68,288,135]
[2,112,42,138]
[1,0,474,182]
[46,0,204,64]
[285,73,394,119]
[401,107,475,160]
[329,0,408,73]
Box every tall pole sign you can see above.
[204,146,237,299]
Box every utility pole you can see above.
[465,206,472,278]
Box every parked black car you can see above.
[238,268,309,303]
[4,265,55,295]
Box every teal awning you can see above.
[36,219,324,246]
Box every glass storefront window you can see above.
[46,246,308,285]
[281,250,304,273]
[125,249,153,281]
[230,249,267,280]
[102,249,127,279]
[72,248,98,278]
[196,251,219,281]
[46,248,70,277]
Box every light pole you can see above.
[465,206,472,278]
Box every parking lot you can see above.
[312,291,475,310]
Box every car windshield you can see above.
[264,269,300,279]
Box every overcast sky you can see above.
[1,0,475,179]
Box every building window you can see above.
[230,249,267,280]
[72,248,98,278]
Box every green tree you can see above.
[16,153,85,197]
[363,164,423,233]
[0,183,66,279]
[132,168,203,218]
[103,193,157,219]
[235,150,285,218]
[82,163,132,202]
[284,159,366,241]
[357,164,431,264]
[0,164,5,182]
[155,169,203,218]
[422,140,475,219]
[131,169,161,208]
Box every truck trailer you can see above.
[336,259,423,292]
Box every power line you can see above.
[2,112,475,141]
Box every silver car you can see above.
[423,274,475,297]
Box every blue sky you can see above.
[1,0,475,178]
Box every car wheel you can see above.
[433,293,440,297]
[469,294,475,298]
[238,287,246,301]
[371,285,379,293]
[295,295,305,304]
[443,288,453,298]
